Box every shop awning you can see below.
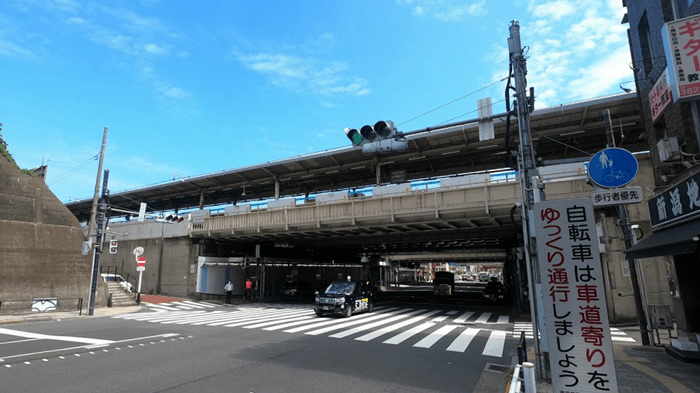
[624,219,700,259]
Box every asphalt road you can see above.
[0,300,519,393]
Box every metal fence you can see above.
[0,297,83,315]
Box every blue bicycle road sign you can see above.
[588,147,638,188]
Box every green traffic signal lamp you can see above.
[345,127,363,146]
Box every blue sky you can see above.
[1,0,633,203]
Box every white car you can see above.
[101,273,133,292]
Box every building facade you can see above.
[623,0,700,360]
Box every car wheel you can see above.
[367,301,374,313]
[315,310,324,317]
[344,304,352,318]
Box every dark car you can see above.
[483,277,507,303]
[280,281,315,301]
[314,277,374,317]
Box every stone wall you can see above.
[0,154,106,307]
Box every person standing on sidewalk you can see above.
[244,278,253,301]
[224,281,234,304]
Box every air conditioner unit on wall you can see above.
[657,137,682,163]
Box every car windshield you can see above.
[324,282,355,295]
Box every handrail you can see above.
[100,266,138,293]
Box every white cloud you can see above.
[238,53,371,97]
[492,0,633,107]
[0,38,38,60]
[144,42,168,55]
[162,86,189,99]
[401,0,488,22]
[65,16,86,25]
[531,1,576,20]
[565,46,632,99]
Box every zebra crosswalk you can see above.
[141,300,220,312]
[114,304,514,357]
[512,322,636,343]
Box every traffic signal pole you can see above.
[509,20,547,379]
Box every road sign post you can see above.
[134,248,145,303]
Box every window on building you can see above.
[638,11,655,77]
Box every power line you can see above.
[436,97,507,126]
[47,153,99,186]
[397,77,508,127]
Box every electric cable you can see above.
[397,77,508,127]
[47,153,99,186]
[435,97,507,126]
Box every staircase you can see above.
[105,282,138,307]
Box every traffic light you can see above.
[360,124,378,142]
[374,120,397,139]
[109,239,118,254]
[345,120,406,154]
[345,128,363,146]
[165,214,185,223]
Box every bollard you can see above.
[107,293,113,308]
[523,362,536,393]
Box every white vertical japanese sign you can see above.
[535,198,618,393]
[663,15,700,101]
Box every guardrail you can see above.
[517,331,527,364]
[508,331,536,393]
[0,298,83,315]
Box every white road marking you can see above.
[482,330,507,357]
[354,310,442,342]
[0,328,114,345]
[304,309,413,336]
[453,311,474,324]
[329,309,429,339]
[383,322,435,345]
[413,325,459,348]
[475,312,492,324]
[446,328,480,352]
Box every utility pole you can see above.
[87,170,110,316]
[509,20,547,379]
[602,109,651,345]
[87,127,109,249]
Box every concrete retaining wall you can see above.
[0,154,105,306]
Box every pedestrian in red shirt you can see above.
[244,278,253,301]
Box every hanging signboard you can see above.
[649,68,672,121]
[649,170,700,228]
[662,14,700,102]
[535,198,618,393]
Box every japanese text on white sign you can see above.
[535,199,618,393]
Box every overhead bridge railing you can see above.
[189,163,589,238]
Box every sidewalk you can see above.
[0,304,143,325]
[524,326,700,393]
[0,294,269,325]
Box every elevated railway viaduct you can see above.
[66,92,673,323]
